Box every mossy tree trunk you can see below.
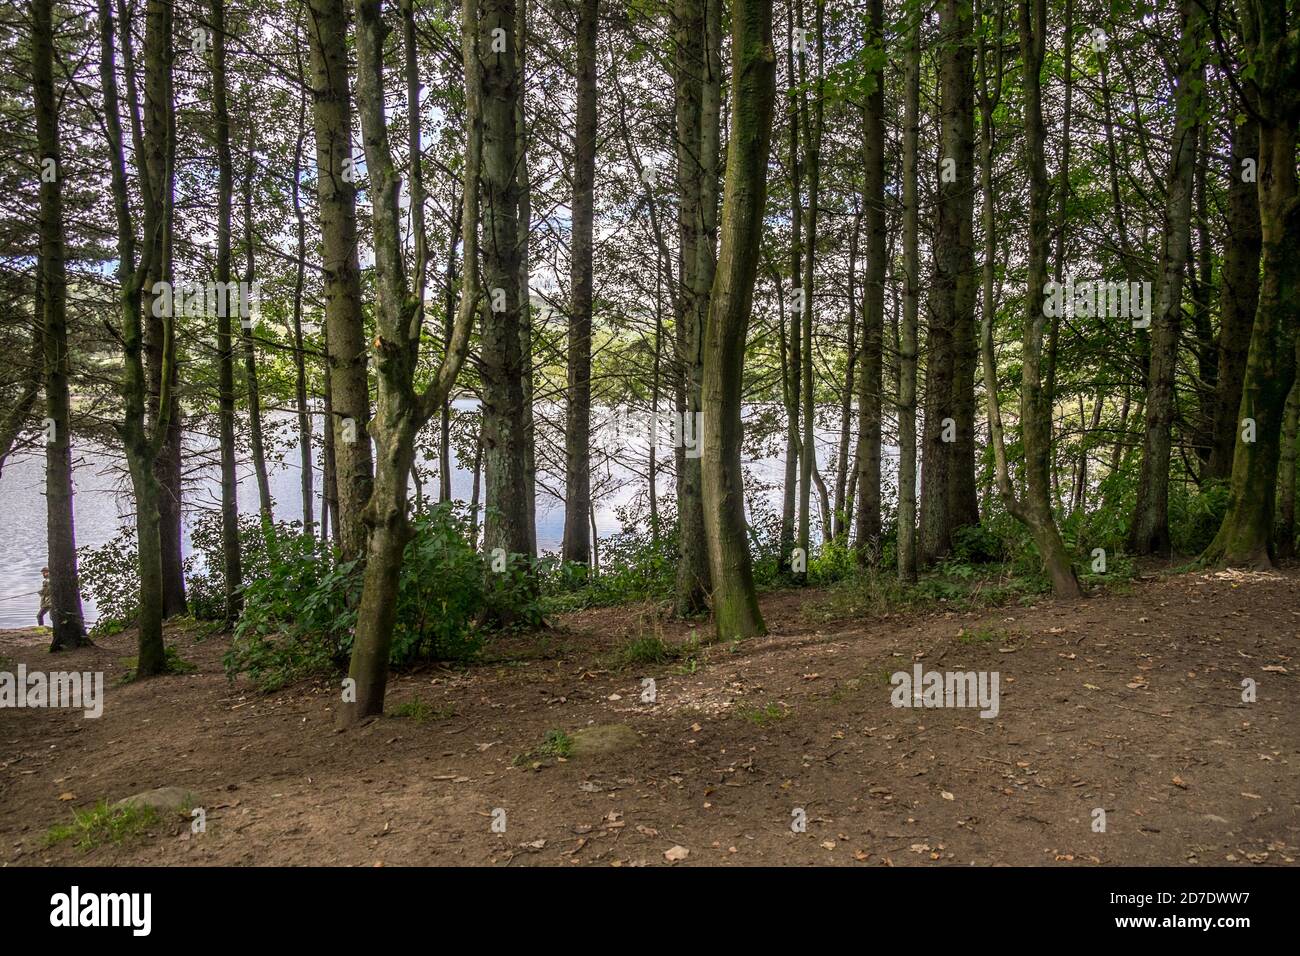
[700,0,775,641]
[339,0,481,724]
[1128,0,1203,555]
[1202,0,1300,568]
[307,0,375,564]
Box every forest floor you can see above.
[1,563,1298,867]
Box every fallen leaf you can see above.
[664,845,690,862]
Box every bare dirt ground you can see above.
[2,565,1297,867]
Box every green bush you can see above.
[1170,479,1231,556]
[224,502,543,690]
[184,511,296,621]
[537,502,678,612]
[78,528,139,636]
[391,504,488,663]
[223,530,360,691]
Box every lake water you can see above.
[0,403,872,627]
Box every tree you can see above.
[339,0,481,723]
[307,0,375,564]
[700,0,776,642]
[142,0,186,618]
[561,0,598,565]
[1129,0,1203,556]
[34,0,90,650]
[1206,112,1261,481]
[479,0,534,572]
[854,0,885,566]
[979,0,1082,599]
[896,0,921,584]
[672,0,720,615]
[96,0,176,676]
[919,0,980,564]
[1202,0,1300,568]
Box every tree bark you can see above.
[141,0,186,618]
[35,0,90,650]
[340,0,481,724]
[1129,0,1202,555]
[562,0,598,565]
[307,0,374,564]
[1206,116,1261,481]
[672,0,718,613]
[98,0,173,675]
[897,0,920,583]
[854,0,884,565]
[700,0,774,641]
[479,0,533,569]
[211,0,242,624]
[919,0,980,564]
[1203,0,1299,568]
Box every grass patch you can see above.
[956,626,1006,645]
[45,800,160,850]
[513,728,573,766]
[871,665,897,685]
[808,564,1054,625]
[389,697,455,723]
[120,645,197,683]
[734,700,789,727]
[609,632,704,670]
[614,635,673,667]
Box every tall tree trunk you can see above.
[307,0,374,564]
[796,0,823,580]
[516,0,537,558]
[780,0,801,577]
[981,0,1082,598]
[240,118,275,536]
[98,0,173,675]
[142,0,186,618]
[291,37,314,536]
[479,0,533,569]
[1207,116,1261,480]
[321,323,341,547]
[1129,0,1203,555]
[211,0,242,624]
[832,211,860,540]
[562,0,598,565]
[340,0,481,724]
[1203,0,1300,568]
[1277,362,1299,559]
[672,0,718,613]
[897,0,920,583]
[854,0,884,565]
[700,0,774,641]
[439,194,460,503]
[920,0,979,564]
[34,0,89,650]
